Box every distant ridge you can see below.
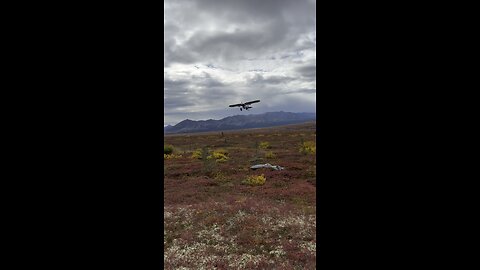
[164,111,316,134]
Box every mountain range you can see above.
[164,111,316,134]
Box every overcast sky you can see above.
[164,0,316,126]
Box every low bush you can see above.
[164,145,174,155]
[259,141,271,149]
[265,151,276,159]
[213,172,229,184]
[299,141,316,155]
[214,148,228,156]
[191,149,203,159]
[242,174,266,186]
[164,153,183,159]
[207,150,229,162]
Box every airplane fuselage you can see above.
[240,105,252,111]
[229,100,259,111]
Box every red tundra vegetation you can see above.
[164,122,316,269]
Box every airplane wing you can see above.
[244,100,260,105]
[229,103,243,107]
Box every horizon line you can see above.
[164,111,316,127]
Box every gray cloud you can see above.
[296,64,316,79]
[164,0,316,125]
[246,74,295,86]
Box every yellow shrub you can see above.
[259,141,271,149]
[242,174,266,186]
[214,148,229,156]
[207,150,229,162]
[164,154,183,159]
[191,149,203,159]
[300,141,316,155]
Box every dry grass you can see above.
[164,122,316,269]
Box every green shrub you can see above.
[164,145,174,155]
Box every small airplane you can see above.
[229,100,260,111]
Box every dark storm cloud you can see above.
[164,0,316,125]
[186,26,287,62]
[164,72,237,114]
[165,0,315,65]
[164,97,195,109]
[296,64,316,79]
[194,0,315,28]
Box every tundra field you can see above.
[164,122,317,269]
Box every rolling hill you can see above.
[164,111,316,134]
